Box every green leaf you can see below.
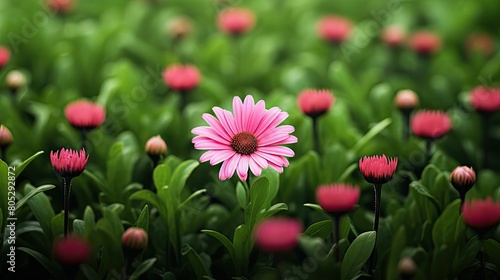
[261,168,280,207]
[386,227,407,280]
[338,163,358,183]
[153,164,171,190]
[233,224,250,276]
[15,184,55,210]
[51,212,64,238]
[106,142,129,200]
[235,182,247,210]
[410,181,441,212]
[352,118,392,154]
[179,189,207,209]
[73,219,85,236]
[457,236,481,272]
[130,258,157,280]
[135,205,150,231]
[303,203,330,219]
[340,216,351,240]
[130,190,168,221]
[182,244,213,279]
[18,247,64,279]
[0,160,8,228]
[483,239,500,266]
[84,206,96,239]
[432,199,460,247]
[256,203,288,223]
[248,177,270,230]
[201,229,236,266]
[14,151,44,179]
[304,220,333,239]
[27,184,55,239]
[170,160,199,195]
[341,231,377,280]
[80,264,99,280]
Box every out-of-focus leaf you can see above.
[27,184,55,239]
[182,244,212,279]
[304,220,333,239]
[386,227,406,280]
[341,231,376,280]
[18,247,64,279]
[130,258,157,280]
[153,164,171,190]
[352,118,392,154]
[483,239,500,267]
[201,229,236,266]
[135,204,149,232]
[16,184,55,211]
[14,151,44,179]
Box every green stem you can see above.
[63,177,73,238]
[312,116,320,154]
[334,216,340,262]
[425,139,433,166]
[481,114,490,170]
[0,146,6,163]
[401,109,411,141]
[121,256,128,280]
[368,184,383,275]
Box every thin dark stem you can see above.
[478,241,485,280]
[425,139,433,166]
[81,130,88,151]
[63,178,73,238]
[459,193,466,215]
[481,114,490,170]
[122,256,128,280]
[179,91,188,114]
[0,146,6,163]
[401,109,411,141]
[368,184,383,275]
[334,216,340,262]
[312,116,320,154]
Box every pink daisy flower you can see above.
[191,95,297,181]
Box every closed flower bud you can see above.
[450,166,475,197]
[6,70,26,93]
[167,17,193,39]
[398,257,417,279]
[0,125,13,149]
[145,135,167,156]
[395,90,419,111]
[122,227,149,258]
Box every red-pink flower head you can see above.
[0,46,10,68]
[411,110,451,140]
[53,236,91,265]
[470,86,500,113]
[462,197,500,231]
[409,31,441,54]
[0,125,13,148]
[359,155,398,185]
[50,148,89,179]
[162,64,201,92]
[65,100,106,131]
[317,16,353,43]
[316,184,360,215]
[466,33,493,56]
[47,0,75,13]
[217,8,255,35]
[297,89,335,118]
[192,95,297,181]
[122,227,149,258]
[254,218,302,253]
[382,26,406,47]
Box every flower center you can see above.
[231,132,258,155]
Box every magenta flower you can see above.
[359,155,398,185]
[163,64,201,92]
[254,218,302,253]
[316,184,360,215]
[462,197,500,230]
[65,100,106,131]
[50,148,89,179]
[192,95,297,181]
[217,8,255,35]
[53,235,91,265]
[0,46,10,68]
[411,110,451,140]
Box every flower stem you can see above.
[122,256,129,280]
[481,114,490,170]
[312,116,320,154]
[368,184,382,275]
[400,109,411,141]
[0,146,6,163]
[63,177,73,238]
[334,216,340,262]
[425,139,433,166]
